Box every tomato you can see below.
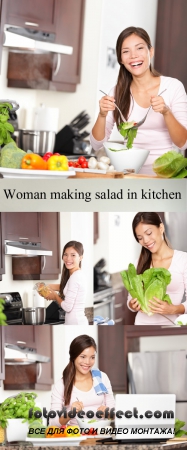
[64,426,81,437]
[78,156,86,165]
[68,161,74,167]
[75,162,81,168]
[81,161,88,169]
[43,152,53,161]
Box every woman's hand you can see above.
[149,297,185,315]
[39,288,57,301]
[129,298,141,312]
[71,401,84,413]
[99,95,115,117]
[150,95,170,116]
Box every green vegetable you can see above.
[118,122,138,149]
[176,321,187,326]
[175,419,187,437]
[0,103,14,145]
[0,298,7,325]
[88,419,97,423]
[0,392,41,429]
[153,151,187,178]
[0,141,26,169]
[27,421,46,438]
[120,263,172,315]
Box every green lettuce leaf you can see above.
[153,151,187,178]
[120,263,172,315]
[118,122,138,149]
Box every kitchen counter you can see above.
[1,439,187,449]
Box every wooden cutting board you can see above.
[69,171,124,178]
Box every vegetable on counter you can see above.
[0,392,41,429]
[43,152,60,161]
[175,419,187,437]
[0,102,14,145]
[118,121,138,149]
[0,298,7,325]
[0,141,26,169]
[21,153,47,170]
[153,150,187,178]
[120,263,172,316]
[47,154,69,171]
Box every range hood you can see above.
[3,24,73,55]
[5,240,53,256]
[5,343,50,365]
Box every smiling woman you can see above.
[49,335,115,427]
[90,26,187,175]
[38,241,88,325]
[127,212,187,325]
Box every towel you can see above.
[91,368,108,395]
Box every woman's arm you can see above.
[48,284,60,291]
[92,95,115,141]
[151,81,187,148]
[149,298,185,315]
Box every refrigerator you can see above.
[128,350,187,422]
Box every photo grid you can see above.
[1,0,187,447]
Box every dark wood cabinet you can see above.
[94,213,99,245]
[0,213,61,280]
[5,0,59,33]
[40,212,61,279]
[0,326,5,386]
[5,0,86,92]
[114,288,136,325]
[3,212,41,243]
[98,326,187,393]
[4,325,53,390]
[154,0,187,91]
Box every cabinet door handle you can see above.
[53,53,61,77]
[115,303,123,308]
[115,317,123,323]
[17,340,26,344]
[19,237,28,240]
[25,22,39,27]
[37,362,42,380]
[41,256,46,272]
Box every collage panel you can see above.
[0,325,187,445]
[0,212,93,326]
[94,212,187,326]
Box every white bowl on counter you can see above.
[103,142,149,173]
[174,314,187,326]
[76,417,111,430]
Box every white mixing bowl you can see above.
[76,417,111,431]
[103,142,149,173]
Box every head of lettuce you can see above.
[153,150,187,178]
[120,263,172,315]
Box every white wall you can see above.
[0,212,93,307]
[94,212,140,273]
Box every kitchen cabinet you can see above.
[98,326,187,393]
[1,212,61,280]
[40,212,61,279]
[154,0,187,92]
[113,287,135,325]
[3,212,41,243]
[5,0,59,33]
[5,0,86,92]
[4,325,53,390]
[94,213,99,245]
[0,326,5,386]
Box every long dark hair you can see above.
[114,26,160,124]
[132,212,170,274]
[63,334,97,405]
[59,241,84,298]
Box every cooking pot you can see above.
[22,307,46,325]
[15,129,56,155]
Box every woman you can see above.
[50,334,115,427]
[90,27,187,175]
[41,241,88,325]
[128,212,187,325]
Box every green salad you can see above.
[118,121,138,149]
[153,151,187,178]
[120,263,172,316]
